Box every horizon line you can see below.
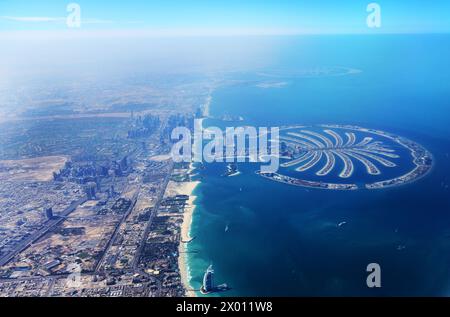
[1,28,450,39]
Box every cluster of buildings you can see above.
[136,193,190,297]
[0,153,186,296]
[0,69,218,297]
[0,181,85,266]
[257,171,358,190]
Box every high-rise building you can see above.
[85,182,97,200]
[45,207,54,220]
[201,264,214,293]
[108,185,115,198]
[120,156,128,171]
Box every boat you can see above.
[222,163,240,177]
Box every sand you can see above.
[176,181,199,297]
[165,164,200,297]
[0,155,69,182]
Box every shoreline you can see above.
[176,117,205,296]
[179,179,199,297]
[165,164,200,297]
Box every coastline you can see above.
[179,178,199,297]
[177,115,206,296]
[165,164,200,297]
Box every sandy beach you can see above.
[178,181,199,297]
[166,119,204,296]
[165,165,200,297]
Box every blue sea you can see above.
[186,35,450,296]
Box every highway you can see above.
[94,190,139,272]
[131,161,173,269]
[0,196,87,267]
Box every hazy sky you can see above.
[0,0,449,35]
[1,0,449,87]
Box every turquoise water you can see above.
[187,35,450,296]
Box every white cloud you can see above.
[0,16,113,24]
[1,16,65,23]
[82,19,114,24]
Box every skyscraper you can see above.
[85,182,97,200]
[201,264,214,294]
[45,207,54,220]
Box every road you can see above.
[0,197,87,267]
[94,190,140,272]
[131,161,173,269]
